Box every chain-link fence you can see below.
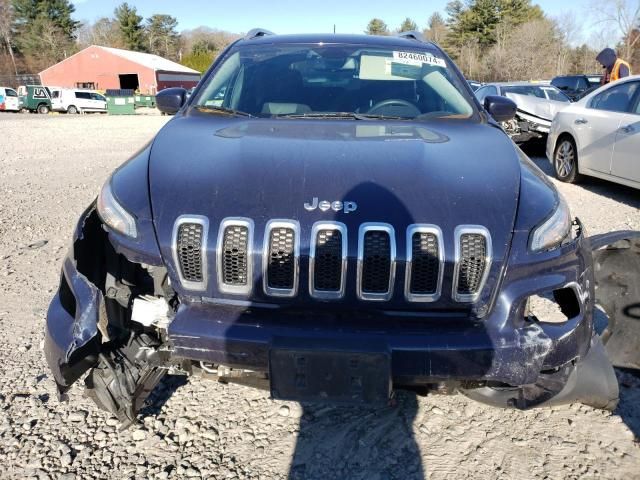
[0,74,41,89]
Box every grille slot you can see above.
[405,225,443,302]
[357,224,396,301]
[453,226,491,302]
[217,218,253,294]
[310,222,347,299]
[178,223,204,282]
[172,216,208,291]
[263,221,299,297]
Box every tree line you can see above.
[366,0,640,81]
[0,0,238,75]
[1,0,638,81]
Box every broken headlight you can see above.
[97,178,137,238]
[530,195,571,252]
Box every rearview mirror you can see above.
[156,87,187,115]
[484,95,517,123]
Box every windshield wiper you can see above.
[195,105,254,117]
[275,112,407,120]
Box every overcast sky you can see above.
[71,0,611,47]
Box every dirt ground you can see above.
[0,114,638,480]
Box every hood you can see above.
[149,114,521,309]
[596,48,617,69]
[504,93,567,122]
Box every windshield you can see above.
[541,86,570,102]
[194,43,476,119]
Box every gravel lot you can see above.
[0,114,639,480]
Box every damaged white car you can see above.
[475,82,571,143]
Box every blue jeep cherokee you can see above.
[45,30,640,426]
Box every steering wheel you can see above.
[367,99,421,116]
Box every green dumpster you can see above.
[134,94,156,108]
[106,89,135,115]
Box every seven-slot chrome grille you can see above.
[172,217,492,303]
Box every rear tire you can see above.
[553,137,580,183]
[37,104,49,115]
[67,105,78,114]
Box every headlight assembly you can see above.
[96,178,137,238]
[530,196,571,252]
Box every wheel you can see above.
[67,105,78,114]
[554,137,580,183]
[37,104,49,114]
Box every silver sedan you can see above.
[546,75,640,189]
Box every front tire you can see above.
[67,105,78,114]
[37,104,49,115]
[554,137,580,183]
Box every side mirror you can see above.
[156,87,187,115]
[484,95,517,122]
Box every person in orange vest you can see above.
[596,48,631,85]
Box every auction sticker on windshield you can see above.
[393,51,446,68]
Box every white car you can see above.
[50,88,107,114]
[0,86,19,111]
[547,75,640,189]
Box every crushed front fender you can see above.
[45,206,105,396]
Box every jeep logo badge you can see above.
[304,197,357,214]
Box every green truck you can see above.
[17,85,53,114]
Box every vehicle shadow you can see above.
[521,141,640,211]
[289,392,423,480]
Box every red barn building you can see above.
[39,45,201,94]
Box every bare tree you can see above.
[77,17,123,48]
[489,19,562,81]
[591,0,640,59]
[0,0,18,75]
[555,12,580,75]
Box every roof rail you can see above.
[397,31,425,42]
[245,28,275,40]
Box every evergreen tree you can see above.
[12,0,78,70]
[399,17,418,32]
[12,0,79,38]
[146,14,179,59]
[365,18,389,36]
[114,2,145,51]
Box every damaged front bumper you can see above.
[45,207,104,395]
[44,207,640,417]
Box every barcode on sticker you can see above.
[393,51,446,68]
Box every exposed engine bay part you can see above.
[501,92,566,143]
[131,295,171,330]
[460,334,619,411]
[592,235,640,370]
[502,113,550,143]
[84,333,167,429]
